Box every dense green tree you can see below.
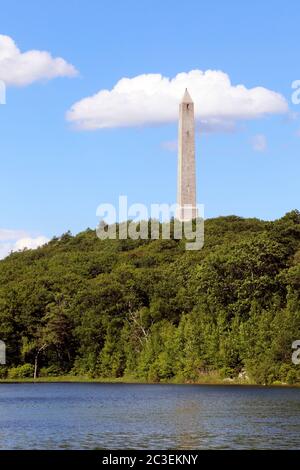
[0,211,299,384]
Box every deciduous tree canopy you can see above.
[0,211,299,385]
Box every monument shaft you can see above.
[177,89,197,221]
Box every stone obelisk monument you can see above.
[176,88,197,221]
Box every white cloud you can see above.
[0,229,49,259]
[251,134,267,152]
[0,34,78,87]
[66,70,288,132]
[0,242,13,260]
[14,236,49,251]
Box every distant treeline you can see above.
[0,211,299,385]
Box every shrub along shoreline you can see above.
[0,375,298,387]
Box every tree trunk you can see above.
[33,344,47,381]
[34,355,38,381]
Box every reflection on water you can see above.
[0,383,299,449]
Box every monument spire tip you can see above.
[181,88,193,104]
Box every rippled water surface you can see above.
[0,383,299,449]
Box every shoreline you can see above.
[0,375,299,388]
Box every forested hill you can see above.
[0,211,299,385]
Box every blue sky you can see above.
[0,0,299,255]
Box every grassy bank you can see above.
[0,375,299,386]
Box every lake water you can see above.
[0,383,299,449]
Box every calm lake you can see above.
[0,383,299,449]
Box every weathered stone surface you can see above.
[177,88,197,221]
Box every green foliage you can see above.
[8,363,34,378]
[0,211,299,384]
[39,365,62,377]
